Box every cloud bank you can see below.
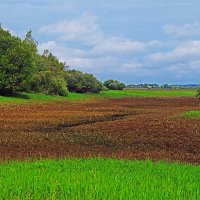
[38,15,200,84]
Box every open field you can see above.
[0,95,199,163]
[1,158,200,199]
[1,90,200,199]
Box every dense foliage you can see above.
[0,26,105,96]
[0,28,36,95]
[104,79,126,90]
[197,87,200,99]
[65,70,104,93]
[26,50,68,96]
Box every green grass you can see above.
[100,89,196,98]
[0,89,197,104]
[0,158,200,200]
[182,110,200,119]
[0,92,96,104]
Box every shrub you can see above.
[104,79,126,90]
[65,70,103,93]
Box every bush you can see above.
[104,79,126,90]
[28,71,68,96]
[65,70,103,93]
[49,77,68,96]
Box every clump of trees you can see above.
[26,49,68,96]
[0,28,36,95]
[104,79,126,90]
[0,26,107,96]
[65,70,104,93]
[0,26,69,96]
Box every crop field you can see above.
[0,90,200,199]
[0,93,200,163]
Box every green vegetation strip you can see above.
[100,89,196,98]
[1,158,200,199]
[182,110,200,119]
[0,89,196,103]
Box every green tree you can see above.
[27,50,68,96]
[65,70,103,93]
[0,27,36,95]
[104,79,126,90]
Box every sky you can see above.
[1,0,200,84]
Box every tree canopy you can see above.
[65,70,104,93]
[0,27,36,95]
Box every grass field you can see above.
[0,89,197,103]
[1,158,200,200]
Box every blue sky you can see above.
[1,0,200,84]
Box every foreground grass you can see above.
[1,158,200,200]
[0,89,197,103]
[182,110,200,119]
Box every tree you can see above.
[104,79,126,90]
[0,28,36,95]
[65,70,103,93]
[27,50,68,96]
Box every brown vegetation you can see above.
[0,97,200,164]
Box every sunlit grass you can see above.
[100,89,196,98]
[1,158,200,200]
[0,89,197,104]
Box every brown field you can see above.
[0,97,200,164]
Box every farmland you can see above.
[0,90,199,163]
[0,89,200,199]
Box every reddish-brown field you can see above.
[0,97,200,164]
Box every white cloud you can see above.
[39,13,148,55]
[146,40,163,48]
[38,40,115,72]
[39,13,103,45]
[148,40,200,62]
[38,41,86,59]
[38,15,200,83]
[91,38,145,55]
[163,23,200,37]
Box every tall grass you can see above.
[1,158,200,199]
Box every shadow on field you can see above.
[8,93,30,99]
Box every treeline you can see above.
[0,26,125,96]
[127,84,199,89]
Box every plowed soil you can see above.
[0,97,200,164]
